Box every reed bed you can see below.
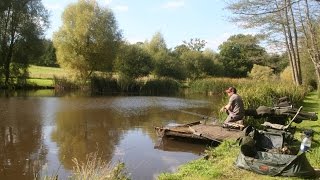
[141,78,181,96]
[189,77,308,108]
[90,76,119,94]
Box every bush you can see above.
[280,66,293,82]
[90,76,119,95]
[53,76,79,90]
[141,78,181,96]
[249,64,276,81]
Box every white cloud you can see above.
[114,5,129,12]
[162,0,185,9]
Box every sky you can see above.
[42,0,255,52]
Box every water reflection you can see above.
[0,98,47,179]
[154,137,209,154]
[0,91,223,180]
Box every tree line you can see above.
[1,0,318,89]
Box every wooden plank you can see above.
[155,122,243,143]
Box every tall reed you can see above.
[90,76,119,95]
[141,78,180,96]
[71,153,128,180]
[53,76,79,90]
[189,77,308,108]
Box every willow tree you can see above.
[0,0,48,87]
[53,0,122,83]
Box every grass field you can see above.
[28,65,67,79]
[27,65,69,88]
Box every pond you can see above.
[0,90,223,180]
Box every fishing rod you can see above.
[176,109,220,122]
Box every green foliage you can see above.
[280,66,293,83]
[153,53,187,80]
[263,53,288,74]
[189,77,307,108]
[301,51,318,90]
[90,76,119,94]
[116,76,141,93]
[0,0,49,86]
[31,39,58,67]
[249,64,275,81]
[172,44,190,57]
[144,32,168,55]
[189,78,242,94]
[53,0,121,83]
[53,76,79,90]
[181,51,216,79]
[141,78,180,95]
[218,34,266,78]
[114,44,153,80]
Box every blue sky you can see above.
[42,0,254,51]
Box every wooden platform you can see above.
[155,121,243,143]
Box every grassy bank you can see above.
[25,65,182,95]
[29,65,67,79]
[158,92,320,180]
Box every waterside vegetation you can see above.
[158,92,320,180]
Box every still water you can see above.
[0,90,222,180]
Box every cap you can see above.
[225,87,236,94]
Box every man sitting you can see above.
[220,87,245,129]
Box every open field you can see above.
[28,65,67,79]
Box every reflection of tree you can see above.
[51,109,128,169]
[0,103,46,179]
[51,95,220,170]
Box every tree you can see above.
[298,0,320,88]
[31,39,58,67]
[263,53,289,74]
[172,44,190,57]
[203,49,225,76]
[226,0,320,85]
[183,38,207,51]
[144,32,168,55]
[218,34,266,77]
[114,44,153,80]
[53,0,121,83]
[180,51,216,79]
[153,53,187,80]
[0,0,49,86]
[143,32,175,78]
